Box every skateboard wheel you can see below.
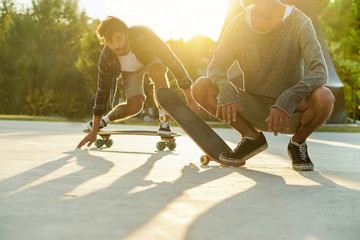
[105,139,113,148]
[200,155,210,165]
[166,142,176,150]
[156,141,166,151]
[159,114,169,123]
[95,139,104,148]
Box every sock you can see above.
[291,138,304,145]
[102,115,111,124]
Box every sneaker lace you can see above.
[234,137,251,152]
[298,143,308,162]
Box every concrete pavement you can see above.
[0,120,359,240]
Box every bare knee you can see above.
[192,77,217,104]
[127,95,144,115]
[311,87,335,113]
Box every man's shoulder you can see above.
[99,45,118,73]
[229,10,247,26]
[128,25,154,36]
[128,25,159,45]
[223,10,247,35]
[100,45,116,60]
[288,6,311,24]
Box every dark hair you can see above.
[96,16,129,40]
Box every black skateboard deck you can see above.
[83,129,180,151]
[156,87,237,166]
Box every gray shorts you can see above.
[237,91,302,134]
[121,57,163,100]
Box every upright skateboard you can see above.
[156,87,240,166]
[83,129,180,151]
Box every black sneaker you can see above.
[86,119,107,131]
[219,132,268,166]
[158,121,172,135]
[288,140,314,171]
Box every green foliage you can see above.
[318,0,360,118]
[1,0,358,120]
[0,0,92,117]
[167,35,217,81]
[25,87,55,116]
[0,0,217,118]
[166,35,217,100]
[76,20,102,94]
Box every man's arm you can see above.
[271,19,328,117]
[78,47,117,148]
[266,18,328,135]
[183,88,199,113]
[143,27,200,112]
[92,46,118,116]
[144,27,192,90]
[207,15,244,123]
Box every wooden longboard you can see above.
[83,129,180,137]
[156,87,238,166]
[82,129,180,150]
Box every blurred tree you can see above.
[0,0,15,113]
[76,19,103,113]
[0,0,91,118]
[3,0,356,121]
[317,0,360,119]
[76,19,102,95]
[166,35,217,101]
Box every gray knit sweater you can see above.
[208,7,328,116]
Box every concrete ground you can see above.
[0,120,359,240]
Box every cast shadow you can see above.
[185,167,360,240]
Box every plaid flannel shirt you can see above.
[92,26,192,116]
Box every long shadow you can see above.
[2,132,358,239]
[0,150,84,197]
[1,145,248,239]
[55,155,241,239]
[1,148,198,239]
[185,167,360,240]
[0,149,115,239]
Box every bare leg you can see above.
[108,95,144,121]
[149,63,169,109]
[192,77,259,139]
[292,87,334,143]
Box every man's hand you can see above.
[77,115,102,148]
[184,88,199,114]
[187,97,199,114]
[77,131,97,148]
[265,107,289,136]
[216,101,244,125]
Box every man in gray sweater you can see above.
[192,0,334,171]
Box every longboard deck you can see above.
[156,87,232,165]
[82,128,180,150]
[83,129,181,138]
